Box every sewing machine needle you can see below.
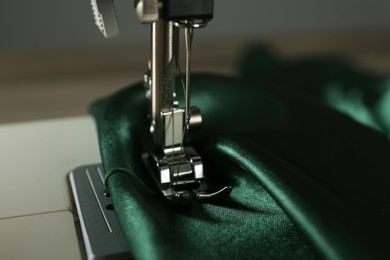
[184,25,194,129]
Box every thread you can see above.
[174,62,189,175]
[104,168,157,196]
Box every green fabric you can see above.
[237,44,390,136]
[91,49,390,259]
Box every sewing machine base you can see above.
[69,164,131,260]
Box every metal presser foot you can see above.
[143,146,232,205]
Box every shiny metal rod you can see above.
[151,20,178,145]
[151,21,162,139]
[184,25,194,129]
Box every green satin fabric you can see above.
[237,45,390,136]
[91,50,390,259]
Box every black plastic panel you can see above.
[162,0,214,21]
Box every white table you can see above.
[0,116,101,260]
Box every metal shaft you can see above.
[151,20,179,145]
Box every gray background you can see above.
[1,0,390,52]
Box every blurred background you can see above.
[1,0,390,123]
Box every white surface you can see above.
[0,116,101,260]
[0,116,101,220]
[0,211,82,260]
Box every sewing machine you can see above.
[67,0,232,259]
[2,1,390,259]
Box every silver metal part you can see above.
[135,0,159,23]
[142,147,204,204]
[173,20,208,29]
[184,24,194,129]
[143,147,232,205]
[150,20,179,144]
[69,165,131,260]
[189,106,203,129]
[91,0,119,38]
[143,70,151,100]
[162,108,184,148]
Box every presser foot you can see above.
[142,146,231,205]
